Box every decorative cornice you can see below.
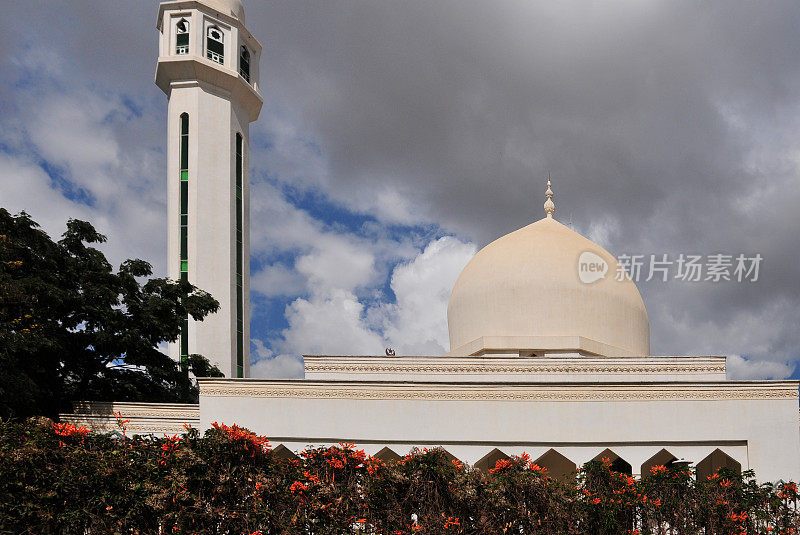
[123,424,197,433]
[71,402,199,420]
[304,363,727,375]
[199,381,799,402]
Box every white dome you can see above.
[203,0,245,22]
[447,216,650,356]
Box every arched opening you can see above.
[426,448,461,467]
[206,26,224,64]
[534,449,577,482]
[473,448,509,472]
[373,447,401,462]
[641,449,679,476]
[593,448,632,475]
[176,19,189,55]
[239,45,250,82]
[272,444,298,460]
[696,449,741,480]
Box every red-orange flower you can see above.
[53,422,90,446]
[366,457,384,476]
[444,516,460,529]
[489,458,513,474]
[211,422,271,456]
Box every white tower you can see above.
[155,0,262,378]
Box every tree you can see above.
[0,208,222,419]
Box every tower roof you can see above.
[203,0,245,22]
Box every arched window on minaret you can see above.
[175,19,189,55]
[239,46,250,82]
[206,26,224,64]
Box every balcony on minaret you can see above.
[155,0,262,122]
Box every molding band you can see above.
[200,384,798,402]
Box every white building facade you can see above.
[198,181,800,482]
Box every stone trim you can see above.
[304,363,726,375]
[447,335,630,358]
[60,414,199,436]
[61,402,200,436]
[71,401,199,420]
[199,380,798,402]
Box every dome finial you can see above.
[544,173,555,218]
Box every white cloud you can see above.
[262,234,476,358]
[279,289,386,355]
[247,180,477,359]
[295,237,376,294]
[28,95,120,172]
[250,263,307,297]
[249,339,304,379]
[0,47,166,275]
[383,236,476,354]
[726,355,794,380]
[0,153,87,236]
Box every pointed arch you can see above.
[641,449,679,476]
[373,447,401,462]
[175,18,190,55]
[272,444,298,460]
[593,448,632,475]
[696,449,741,480]
[474,448,509,472]
[206,26,224,64]
[434,448,460,466]
[239,45,251,82]
[534,449,577,482]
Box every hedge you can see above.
[0,418,798,534]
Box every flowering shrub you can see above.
[481,452,575,533]
[363,447,480,533]
[578,458,648,534]
[0,418,799,534]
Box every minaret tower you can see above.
[155,0,262,377]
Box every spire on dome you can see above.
[544,174,555,218]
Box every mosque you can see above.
[63,0,800,482]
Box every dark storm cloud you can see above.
[0,2,156,93]
[248,1,797,235]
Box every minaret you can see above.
[155,0,262,378]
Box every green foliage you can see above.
[0,209,223,419]
[1,419,799,535]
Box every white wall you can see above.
[199,379,800,482]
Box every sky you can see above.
[1,0,799,380]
